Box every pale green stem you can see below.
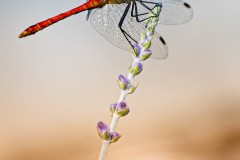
[98,141,110,160]
[110,113,119,132]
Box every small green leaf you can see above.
[103,131,109,140]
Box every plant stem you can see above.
[98,141,110,160]
[110,113,119,132]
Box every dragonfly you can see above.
[18,0,193,59]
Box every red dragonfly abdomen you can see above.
[19,0,106,38]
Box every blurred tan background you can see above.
[0,0,240,160]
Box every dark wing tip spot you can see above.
[159,36,166,45]
[183,2,191,9]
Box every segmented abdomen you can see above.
[19,0,104,38]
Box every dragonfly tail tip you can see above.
[18,31,28,38]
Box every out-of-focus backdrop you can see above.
[0,0,240,160]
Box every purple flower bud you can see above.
[111,132,121,143]
[129,61,143,76]
[117,101,127,111]
[117,74,129,90]
[116,101,130,117]
[132,43,141,57]
[112,132,120,138]
[110,103,118,115]
[140,49,152,61]
[97,121,111,140]
[109,102,130,117]
[97,121,108,134]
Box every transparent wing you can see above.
[141,0,193,24]
[88,3,168,60]
[159,0,193,24]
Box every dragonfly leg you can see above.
[118,2,138,50]
[131,1,149,17]
[132,1,161,22]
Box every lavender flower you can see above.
[132,42,152,61]
[97,121,111,140]
[116,101,130,117]
[109,103,118,115]
[117,74,129,90]
[111,132,121,143]
[129,61,143,76]
[132,43,141,58]
[140,49,152,61]
[141,35,151,50]
[109,101,130,117]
